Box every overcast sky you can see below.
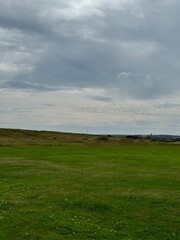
[0,0,180,134]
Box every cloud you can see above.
[0,87,179,134]
[1,80,55,91]
[114,72,179,99]
[0,0,180,133]
[0,0,180,98]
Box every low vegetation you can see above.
[0,129,179,239]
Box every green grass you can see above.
[0,140,179,239]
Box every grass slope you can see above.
[0,129,179,239]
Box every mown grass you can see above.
[0,141,179,239]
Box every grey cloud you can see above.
[0,0,180,100]
[1,80,56,91]
[116,72,179,99]
[89,95,112,102]
[155,103,180,109]
[0,0,60,34]
[30,40,120,88]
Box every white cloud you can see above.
[0,62,33,73]
[0,87,180,134]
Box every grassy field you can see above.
[0,129,179,239]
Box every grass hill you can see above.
[0,128,179,146]
[0,128,97,146]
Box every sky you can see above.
[0,0,180,135]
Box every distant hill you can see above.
[0,128,179,146]
[126,134,180,142]
[0,128,97,146]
